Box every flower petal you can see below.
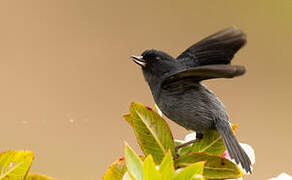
[269,173,292,180]
[239,143,255,165]
[184,132,197,142]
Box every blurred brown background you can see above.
[0,0,291,179]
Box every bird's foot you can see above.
[175,133,203,158]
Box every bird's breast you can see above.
[155,83,228,132]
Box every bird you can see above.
[131,27,252,173]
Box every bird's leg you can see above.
[175,133,203,158]
[175,133,203,150]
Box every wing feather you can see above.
[162,64,246,86]
[177,27,246,66]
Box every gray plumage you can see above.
[131,27,252,173]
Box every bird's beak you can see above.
[131,55,146,67]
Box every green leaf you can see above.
[0,151,34,180]
[175,152,243,179]
[124,102,175,164]
[174,161,205,180]
[102,157,127,180]
[25,174,56,180]
[190,125,238,156]
[124,143,144,180]
[122,172,135,180]
[143,155,161,180]
[159,152,175,180]
[190,129,225,156]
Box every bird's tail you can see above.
[215,120,252,173]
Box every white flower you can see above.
[184,132,197,142]
[175,132,197,145]
[269,173,292,180]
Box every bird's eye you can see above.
[155,57,161,60]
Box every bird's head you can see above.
[131,49,177,83]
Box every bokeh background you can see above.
[0,0,291,179]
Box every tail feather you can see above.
[215,120,252,173]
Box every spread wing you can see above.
[162,64,245,87]
[176,27,246,66]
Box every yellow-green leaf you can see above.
[175,152,243,179]
[102,158,127,180]
[125,143,144,180]
[121,172,135,180]
[175,161,205,180]
[143,155,161,180]
[124,102,175,164]
[0,151,34,180]
[159,152,175,180]
[25,174,56,180]
[190,124,238,156]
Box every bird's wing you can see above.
[176,27,246,66]
[162,64,245,86]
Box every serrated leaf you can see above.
[143,155,161,180]
[175,152,243,179]
[25,174,56,180]
[190,124,238,156]
[0,151,34,180]
[102,157,127,180]
[159,152,175,180]
[174,161,205,180]
[125,143,144,180]
[124,102,175,164]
